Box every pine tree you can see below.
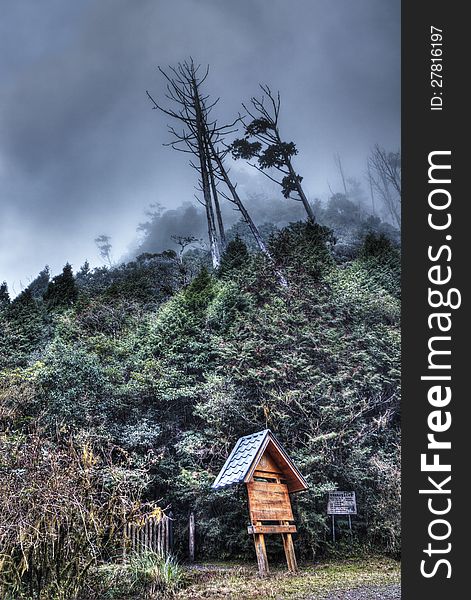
[218,237,250,277]
[0,281,10,308]
[27,266,50,300]
[1,288,45,366]
[231,85,316,222]
[44,263,78,308]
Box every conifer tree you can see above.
[43,263,78,308]
[27,266,50,300]
[2,288,44,366]
[231,85,316,222]
[219,237,250,277]
[0,281,10,308]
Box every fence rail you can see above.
[123,512,173,556]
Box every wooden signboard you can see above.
[245,446,302,575]
[247,480,294,524]
[211,429,308,576]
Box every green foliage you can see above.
[270,221,335,281]
[0,281,10,307]
[231,134,302,199]
[44,263,78,309]
[280,172,303,198]
[358,233,401,299]
[0,289,47,368]
[0,220,401,569]
[218,237,250,278]
[36,339,112,428]
[360,232,398,260]
[245,117,274,136]
[230,138,262,160]
[258,141,297,170]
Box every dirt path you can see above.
[317,583,400,600]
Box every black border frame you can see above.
[402,2,467,596]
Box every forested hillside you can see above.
[0,220,400,593]
[0,56,401,598]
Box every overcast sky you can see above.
[0,0,399,294]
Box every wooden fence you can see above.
[123,512,174,556]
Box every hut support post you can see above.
[282,531,298,572]
[253,532,269,576]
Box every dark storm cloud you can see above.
[0,0,399,292]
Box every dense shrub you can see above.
[0,430,147,599]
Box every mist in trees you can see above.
[140,61,400,275]
[147,61,290,277]
[368,145,401,228]
[95,234,113,266]
[129,185,399,265]
[26,266,50,300]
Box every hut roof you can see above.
[211,429,308,493]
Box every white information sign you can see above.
[327,491,357,515]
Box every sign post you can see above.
[327,491,357,541]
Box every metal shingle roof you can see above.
[211,430,270,490]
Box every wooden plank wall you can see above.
[247,480,294,522]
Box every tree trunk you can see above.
[335,153,349,198]
[292,165,316,221]
[193,81,221,267]
[209,142,269,256]
[208,140,288,286]
[189,512,195,562]
[368,164,376,215]
[284,152,316,222]
[205,136,226,248]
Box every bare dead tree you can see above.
[231,85,316,222]
[334,152,349,197]
[146,60,222,267]
[367,162,376,215]
[204,133,226,247]
[171,234,201,264]
[170,234,202,286]
[368,145,401,228]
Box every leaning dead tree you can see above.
[146,60,284,281]
[204,119,276,264]
[231,85,316,222]
[199,127,287,286]
[368,145,401,228]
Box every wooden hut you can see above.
[212,429,308,575]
